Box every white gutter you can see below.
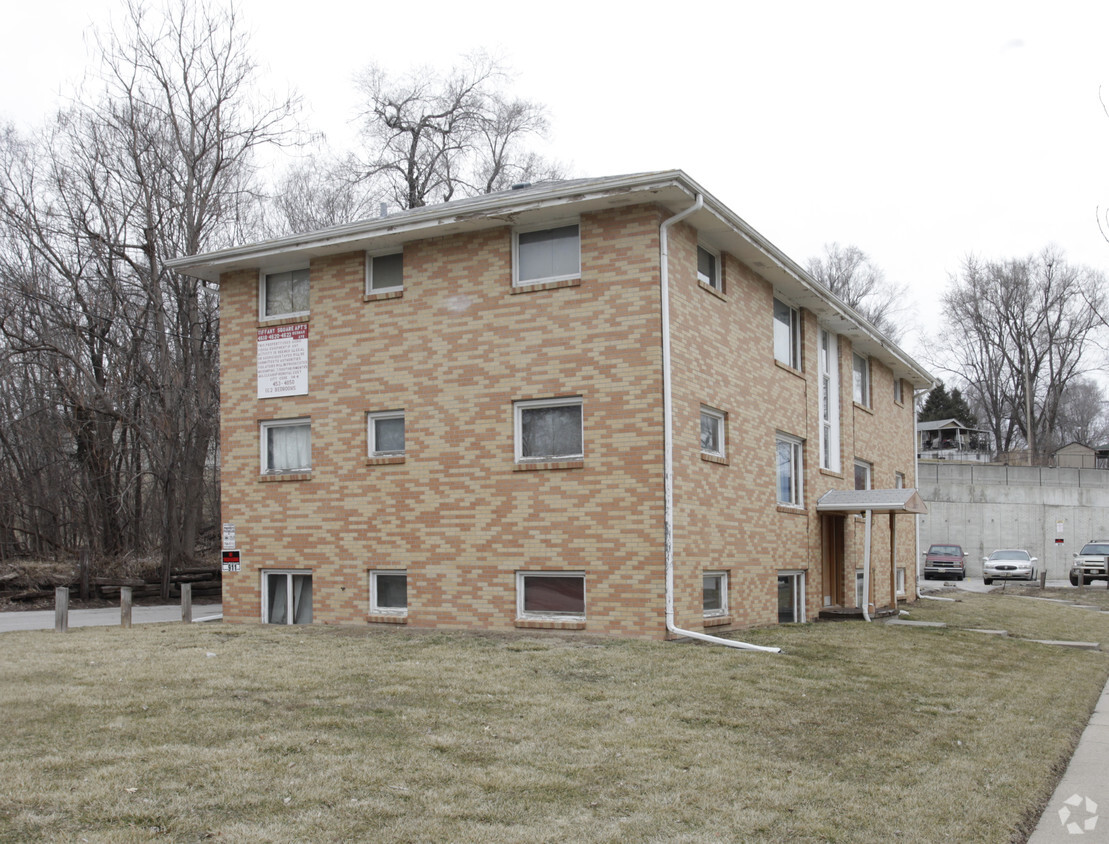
[660,195,781,654]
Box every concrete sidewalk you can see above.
[1028,675,1109,841]
[0,603,222,633]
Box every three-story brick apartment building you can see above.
[168,171,931,642]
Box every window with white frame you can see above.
[854,459,872,490]
[819,329,840,472]
[895,471,905,489]
[370,570,408,616]
[852,352,870,406]
[703,571,728,618]
[896,567,906,597]
[700,406,726,458]
[516,572,585,620]
[513,222,580,286]
[776,433,804,506]
[366,251,403,294]
[893,377,903,404]
[697,245,721,291]
[368,410,405,457]
[855,570,865,609]
[261,418,311,474]
[514,397,583,462]
[260,268,309,319]
[778,571,806,623]
[263,570,312,624]
[773,298,801,369]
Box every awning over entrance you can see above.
[816,488,928,516]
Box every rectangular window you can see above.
[697,245,721,291]
[703,571,728,618]
[700,406,726,458]
[261,268,309,319]
[514,223,580,286]
[514,397,583,462]
[776,433,804,506]
[854,459,872,490]
[261,419,311,474]
[773,298,801,369]
[893,377,903,404]
[852,352,870,406]
[368,410,405,457]
[370,570,408,616]
[819,329,840,471]
[263,571,312,624]
[516,572,585,620]
[778,571,806,623]
[366,251,403,293]
[855,570,865,609]
[895,471,905,489]
[896,567,906,597]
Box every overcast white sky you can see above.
[5,0,1109,368]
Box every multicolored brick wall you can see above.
[219,205,671,635]
[665,222,918,629]
[218,201,919,636]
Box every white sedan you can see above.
[982,549,1038,585]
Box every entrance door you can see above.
[822,515,846,606]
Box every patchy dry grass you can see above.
[1,600,1107,843]
[911,587,1109,641]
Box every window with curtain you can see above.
[776,433,803,506]
[265,571,312,624]
[262,419,311,474]
[697,245,721,291]
[515,397,583,462]
[262,268,309,318]
[368,411,405,456]
[700,406,725,457]
[514,223,580,285]
[367,252,403,293]
[773,298,800,369]
[517,572,585,619]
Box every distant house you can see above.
[917,418,993,463]
[167,171,932,640]
[1053,442,1109,470]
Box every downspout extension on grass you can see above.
[660,195,781,654]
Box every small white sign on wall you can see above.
[257,323,309,398]
[222,523,236,551]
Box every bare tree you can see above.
[806,243,908,340]
[0,0,296,591]
[1053,377,1109,448]
[935,249,1106,457]
[354,54,560,210]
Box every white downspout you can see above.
[660,196,781,654]
[862,509,872,622]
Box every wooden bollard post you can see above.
[181,583,192,624]
[54,587,69,633]
[121,586,133,628]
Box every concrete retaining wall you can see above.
[916,462,1109,579]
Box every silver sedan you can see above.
[982,549,1038,585]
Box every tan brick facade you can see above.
[196,173,929,638]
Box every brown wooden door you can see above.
[822,515,846,606]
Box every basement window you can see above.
[516,572,585,620]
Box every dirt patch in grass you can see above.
[2,599,1107,842]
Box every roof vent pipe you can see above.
[659,195,781,654]
[379,202,388,218]
[510,182,531,190]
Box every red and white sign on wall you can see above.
[257,323,308,398]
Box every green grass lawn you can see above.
[2,592,1108,843]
